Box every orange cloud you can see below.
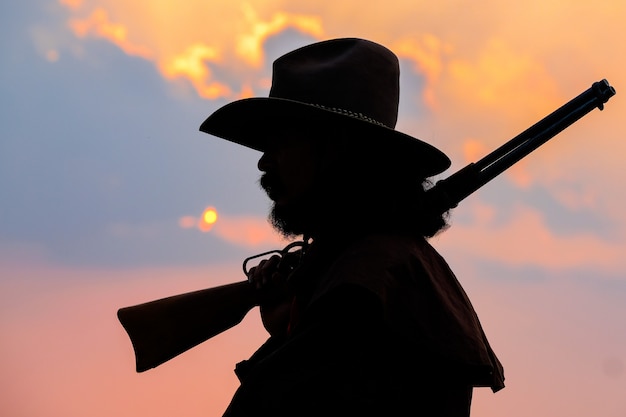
[160,43,233,99]
[68,8,153,58]
[506,161,533,189]
[463,138,489,163]
[61,1,324,99]
[213,215,286,249]
[58,0,625,243]
[393,34,452,109]
[236,3,324,68]
[438,201,624,274]
[179,209,286,249]
[444,38,561,122]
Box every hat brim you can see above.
[199,97,451,177]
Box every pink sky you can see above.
[2,0,626,416]
[2,257,625,417]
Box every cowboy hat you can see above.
[199,38,450,177]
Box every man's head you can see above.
[200,38,452,238]
[255,124,450,240]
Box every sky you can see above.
[1,0,625,416]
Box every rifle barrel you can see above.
[428,79,616,213]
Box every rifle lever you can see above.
[242,240,308,276]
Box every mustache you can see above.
[259,172,284,196]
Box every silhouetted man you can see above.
[200,38,504,417]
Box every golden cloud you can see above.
[443,38,562,126]
[60,1,325,99]
[68,8,153,58]
[160,43,233,99]
[58,0,624,108]
[59,0,626,239]
[236,3,324,68]
[392,34,453,109]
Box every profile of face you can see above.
[257,127,394,240]
[257,135,320,238]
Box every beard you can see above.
[260,172,318,239]
[268,202,308,239]
[260,169,368,240]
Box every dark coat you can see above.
[223,233,504,417]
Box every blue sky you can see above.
[2,2,270,266]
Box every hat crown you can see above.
[199,38,452,177]
[269,38,400,129]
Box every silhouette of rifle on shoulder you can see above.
[118,79,615,373]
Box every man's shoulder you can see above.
[313,233,434,294]
[337,232,436,266]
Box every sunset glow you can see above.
[3,1,625,417]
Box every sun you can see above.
[199,207,218,232]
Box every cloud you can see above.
[5,0,621,270]
[437,200,624,275]
[213,215,287,248]
[59,1,325,99]
[236,3,324,68]
[57,0,624,175]
[3,5,626,416]
[68,8,153,58]
[392,34,452,109]
[179,209,287,250]
[159,43,233,99]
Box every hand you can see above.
[247,255,293,337]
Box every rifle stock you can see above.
[117,79,615,372]
[117,280,258,372]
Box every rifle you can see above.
[118,79,615,372]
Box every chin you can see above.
[269,202,311,239]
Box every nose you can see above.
[257,151,273,172]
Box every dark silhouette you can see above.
[116,37,615,416]
[200,38,503,417]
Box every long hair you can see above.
[317,127,451,239]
